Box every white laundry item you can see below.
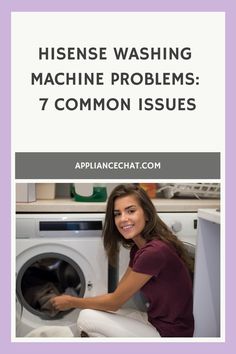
[77,308,160,337]
[25,326,74,337]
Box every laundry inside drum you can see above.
[19,255,84,319]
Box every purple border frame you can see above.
[0,1,235,353]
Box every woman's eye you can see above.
[128,209,135,214]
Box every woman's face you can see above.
[113,194,146,243]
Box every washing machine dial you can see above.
[171,221,182,233]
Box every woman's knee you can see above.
[77,309,94,327]
[77,309,104,336]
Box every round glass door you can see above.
[16,252,85,319]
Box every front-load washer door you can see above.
[16,252,85,320]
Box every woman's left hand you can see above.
[51,295,75,311]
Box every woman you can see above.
[51,184,194,337]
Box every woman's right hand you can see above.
[51,294,76,311]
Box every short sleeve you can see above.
[128,245,138,268]
[131,242,167,276]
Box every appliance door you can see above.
[15,240,97,337]
[16,250,85,321]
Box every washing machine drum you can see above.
[16,252,85,320]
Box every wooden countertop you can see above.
[16,198,220,213]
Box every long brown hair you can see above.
[103,184,194,273]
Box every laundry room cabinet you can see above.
[193,209,221,337]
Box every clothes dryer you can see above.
[15,213,107,337]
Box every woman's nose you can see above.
[120,213,128,222]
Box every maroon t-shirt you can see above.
[129,240,194,337]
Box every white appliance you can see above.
[118,212,198,310]
[193,209,221,337]
[15,213,107,337]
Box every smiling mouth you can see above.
[121,224,134,231]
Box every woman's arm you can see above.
[51,270,152,312]
[117,266,132,286]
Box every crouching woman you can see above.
[51,184,194,337]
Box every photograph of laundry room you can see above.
[15,182,221,339]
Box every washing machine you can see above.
[118,212,197,310]
[15,213,107,337]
